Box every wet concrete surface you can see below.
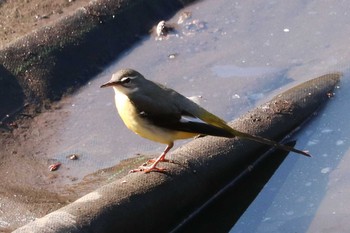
[1,0,350,232]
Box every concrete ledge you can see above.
[13,73,341,233]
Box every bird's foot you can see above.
[145,157,169,165]
[129,164,166,173]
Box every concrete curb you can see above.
[13,73,341,233]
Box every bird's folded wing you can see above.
[129,90,235,137]
[139,109,234,137]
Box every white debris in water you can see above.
[168,54,176,59]
[321,128,333,133]
[321,167,331,174]
[232,94,240,99]
[307,139,319,146]
[305,182,312,187]
[336,140,344,145]
[283,28,290,32]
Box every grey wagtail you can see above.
[100,69,310,173]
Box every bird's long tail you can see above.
[233,129,311,157]
[188,101,311,157]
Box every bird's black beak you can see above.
[100,81,116,88]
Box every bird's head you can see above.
[100,69,145,95]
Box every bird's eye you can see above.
[120,77,131,84]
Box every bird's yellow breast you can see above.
[113,89,197,145]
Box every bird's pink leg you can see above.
[130,142,174,173]
[146,154,169,164]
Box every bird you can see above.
[100,69,310,173]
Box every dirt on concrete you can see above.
[0,0,90,48]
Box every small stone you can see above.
[68,154,79,160]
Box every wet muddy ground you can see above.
[1,0,350,232]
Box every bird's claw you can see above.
[147,158,169,164]
[129,165,166,173]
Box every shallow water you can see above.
[32,0,350,232]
